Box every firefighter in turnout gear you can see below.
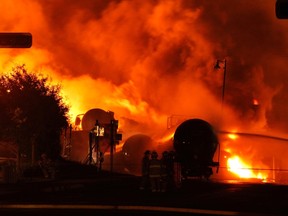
[160,151,169,192]
[139,150,151,190]
[149,151,161,192]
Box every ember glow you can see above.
[227,133,238,140]
[253,98,259,106]
[1,0,288,182]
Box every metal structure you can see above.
[62,108,122,172]
[88,119,122,172]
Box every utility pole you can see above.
[109,119,121,173]
[88,130,93,165]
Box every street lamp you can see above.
[214,59,227,110]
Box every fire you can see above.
[227,133,238,140]
[157,131,174,146]
[227,155,267,180]
[253,98,259,106]
[225,132,268,181]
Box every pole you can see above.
[273,156,275,182]
[110,120,114,173]
[88,131,93,165]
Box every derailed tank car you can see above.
[121,134,156,176]
[173,118,219,179]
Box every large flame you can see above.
[223,132,275,182]
[227,155,267,180]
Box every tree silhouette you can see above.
[0,65,69,162]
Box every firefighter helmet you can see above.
[144,150,151,155]
[151,151,158,158]
[162,151,168,158]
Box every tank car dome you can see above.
[173,118,218,164]
[81,108,114,131]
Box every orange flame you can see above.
[225,132,269,181]
[253,98,259,106]
[227,155,267,180]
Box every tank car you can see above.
[173,118,219,179]
[121,134,156,176]
[81,108,115,131]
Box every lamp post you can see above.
[214,59,227,168]
[214,59,227,110]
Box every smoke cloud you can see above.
[1,0,288,137]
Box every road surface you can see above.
[0,173,287,215]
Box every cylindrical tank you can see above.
[173,119,219,170]
[81,108,114,131]
[122,134,156,176]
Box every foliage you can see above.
[0,65,69,159]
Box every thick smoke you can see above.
[1,0,288,137]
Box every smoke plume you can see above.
[1,0,288,137]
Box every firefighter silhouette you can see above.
[38,153,55,179]
[160,151,169,192]
[139,150,151,190]
[149,151,161,192]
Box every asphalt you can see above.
[1,171,288,216]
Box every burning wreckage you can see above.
[0,110,220,182]
[62,108,219,179]
[62,108,288,184]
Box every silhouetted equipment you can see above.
[276,0,288,19]
[88,118,122,172]
[173,119,220,179]
[80,109,122,173]
[0,32,32,48]
[64,108,122,171]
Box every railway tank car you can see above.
[173,118,219,179]
[121,134,156,176]
[81,108,115,131]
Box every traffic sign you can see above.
[0,32,32,48]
